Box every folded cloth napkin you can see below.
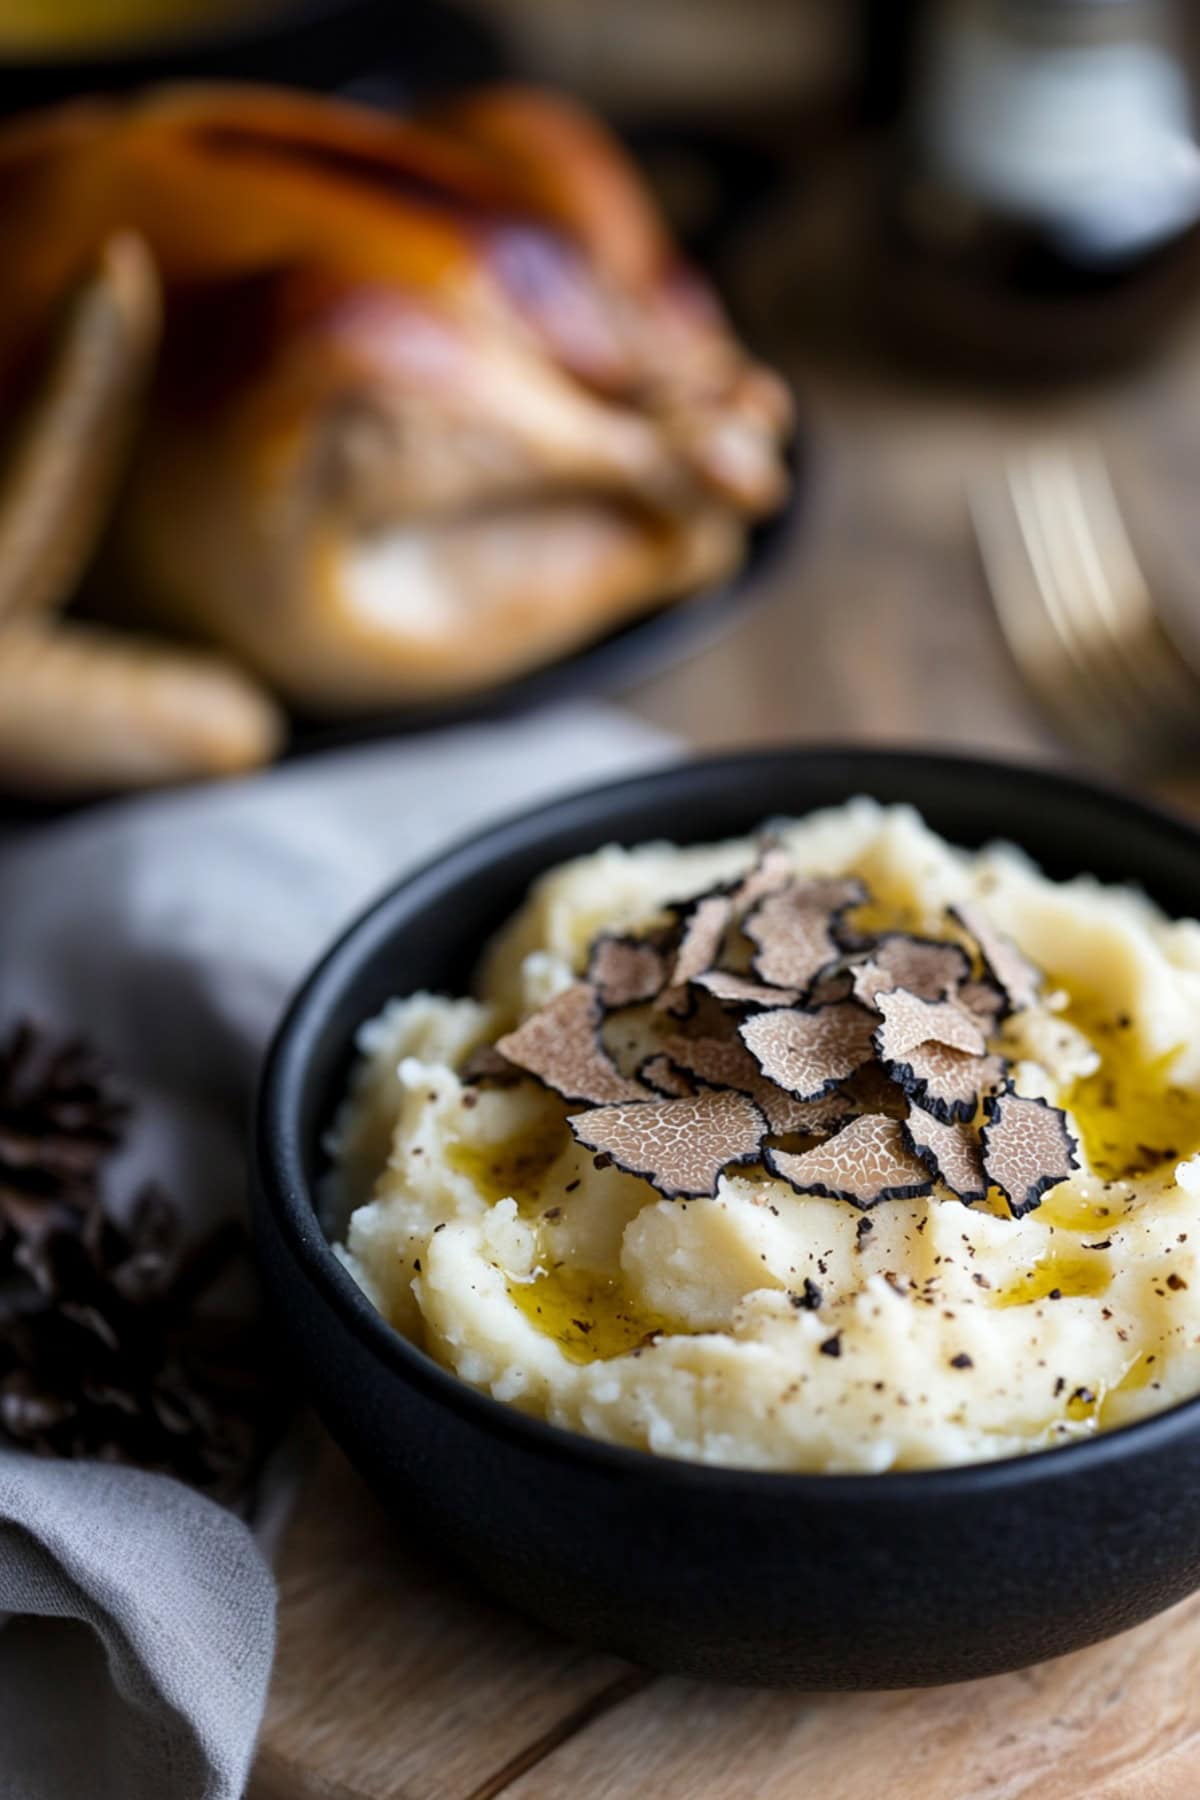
[0,702,673,1800]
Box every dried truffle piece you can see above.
[692,969,800,1008]
[839,1058,909,1119]
[874,989,986,1062]
[587,933,668,1010]
[568,1089,767,1199]
[851,935,972,1010]
[661,1032,851,1136]
[766,1113,934,1209]
[903,1108,987,1204]
[949,902,1041,1016]
[638,1053,695,1098]
[728,842,795,916]
[807,963,856,1007]
[657,892,734,1013]
[459,1043,524,1086]
[888,1042,1006,1125]
[740,1002,877,1102]
[745,878,867,993]
[958,979,1006,1034]
[981,1087,1079,1217]
[496,985,646,1106]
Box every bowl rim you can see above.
[254,742,1200,1497]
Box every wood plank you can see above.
[250,1443,634,1800]
[504,1594,1200,1800]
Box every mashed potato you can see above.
[330,800,1200,1473]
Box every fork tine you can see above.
[1020,445,1155,737]
[970,462,1111,753]
[1061,444,1200,726]
[1004,452,1142,748]
[972,440,1200,768]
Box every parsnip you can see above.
[0,620,284,795]
[0,232,160,622]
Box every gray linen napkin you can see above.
[0,702,673,1800]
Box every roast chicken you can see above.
[0,82,791,784]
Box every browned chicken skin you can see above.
[0,83,792,713]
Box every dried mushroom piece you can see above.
[740,1002,877,1102]
[637,1053,695,1098]
[568,1088,767,1199]
[839,1057,911,1119]
[691,969,800,1008]
[949,902,1041,1017]
[727,842,794,916]
[903,1108,987,1204]
[495,985,646,1106]
[656,892,734,1013]
[887,1041,1006,1125]
[661,1032,852,1136]
[874,989,986,1062]
[767,1113,934,1209]
[851,935,972,1010]
[745,878,867,994]
[957,979,1006,1034]
[981,1087,1079,1218]
[806,964,856,1007]
[0,1019,273,1501]
[459,1043,524,1087]
[587,933,669,1010]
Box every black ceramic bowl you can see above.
[253,747,1200,1688]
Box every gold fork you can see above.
[970,441,1200,767]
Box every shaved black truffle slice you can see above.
[887,1042,1006,1124]
[851,934,972,1010]
[744,877,867,994]
[728,842,795,916]
[660,1031,853,1137]
[903,1108,987,1204]
[958,978,1006,1035]
[638,1053,695,1098]
[740,1002,878,1102]
[656,892,734,1014]
[874,989,986,1062]
[839,1057,910,1119]
[568,1089,768,1199]
[807,963,856,1007]
[692,969,800,1008]
[766,1113,934,1209]
[459,1043,524,1086]
[495,985,647,1107]
[949,902,1041,1016]
[587,934,668,1010]
[981,1087,1079,1217]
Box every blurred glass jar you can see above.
[881,0,1200,372]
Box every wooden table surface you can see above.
[251,146,1200,1800]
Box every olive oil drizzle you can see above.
[507,1264,679,1365]
[446,1120,569,1215]
[1058,994,1200,1182]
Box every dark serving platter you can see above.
[290,453,804,750]
[254,746,1200,1688]
[0,15,801,809]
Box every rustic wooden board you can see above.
[253,1438,1200,1800]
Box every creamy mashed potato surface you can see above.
[331,801,1200,1472]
